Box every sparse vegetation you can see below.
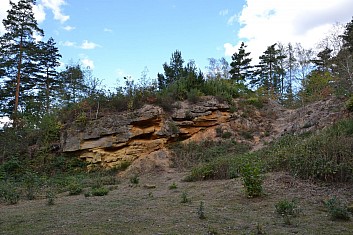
[91,186,109,196]
[181,191,190,203]
[324,196,351,221]
[169,182,178,189]
[240,162,263,198]
[130,175,140,185]
[198,201,206,219]
[0,1,352,233]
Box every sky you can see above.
[0,0,353,90]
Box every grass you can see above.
[1,110,353,233]
[0,172,352,234]
[178,119,353,183]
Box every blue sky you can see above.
[1,0,353,90]
[38,0,244,88]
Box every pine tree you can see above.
[36,37,62,112]
[311,47,333,72]
[341,17,353,53]
[59,64,87,105]
[229,42,252,84]
[252,44,286,96]
[0,0,44,120]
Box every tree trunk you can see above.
[14,36,23,124]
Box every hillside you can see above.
[60,96,348,174]
[1,96,353,235]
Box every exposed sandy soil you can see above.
[1,170,352,235]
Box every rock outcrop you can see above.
[60,96,348,171]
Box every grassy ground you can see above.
[1,171,352,235]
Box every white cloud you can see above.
[219,9,229,16]
[61,41,76,47]
[104,28,113,33]
[80,40,100,50]
[0,0,17,35]
[0,0,69,35]
[81,58,94,69]
[0,116,12,129]
[225,0,353,62]
[63,25,75,31]
[41,0,69,23]
[227,14,238,26]
[33,4,46,23]
[224,43,237,56]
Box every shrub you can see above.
[168,182,178,190]
[181,191,190,203]
[23,171,41,200]
[46,190,56,205]
[275,198,300,224]
[91,186,109,196]
[240,162,263,197]
[130,175,139,185]
[246,97,264,108]
[171,139,250,171]
[187,88,203,104]
[67,181,83,195]
[198,201,206,219]
[324,197,351,221]
[346,95,353,112]
[0,181,20,205]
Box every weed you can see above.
[345,95,353,112]
[130,175,139,185]
[67,181,83,196]
[275,199,299,216]
[91,186,109,196]
[168,182,178,190]
[198,201,206,219]
[221,131,232,139]
[0,181,20,204]
[255,222,266,234]
[275,199,299,225]
[181,191,190,203]
[241,162,263,198]
[215,126,223,137]
[23,171,41,200]
[324,196,351,221]
[46,190,56,205]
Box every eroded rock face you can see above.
[60,96,347,171]
[61,97,247,169]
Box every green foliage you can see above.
[324,197,351,221]
[171,139,250,171]
[91,186,109,196]
[240,162,263,197]
[299,71,334,103]
[345,95,353,112]
[187,88,203,104]
[197,201,206,219]
[168,182,178,190]
[275,199,299,216]
[0,181,20,204]
[245,97,264,108]
[46,190,56,205]
[67,180,83,196]
[180,191,190,203]
[256,119,353,182]
[130,175,139,185]
[23,171,41,200]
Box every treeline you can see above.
[1,0,353,129]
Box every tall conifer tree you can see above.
[0,0,44,120]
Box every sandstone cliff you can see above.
[60,96,347,171]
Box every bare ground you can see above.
[1,170,352,235]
